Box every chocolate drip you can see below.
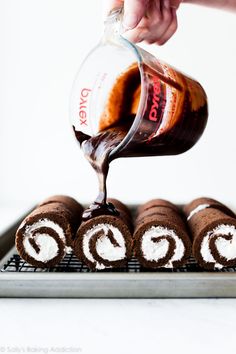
[81,124,131,219]
[72,126,91,146]
[82,201,119,221]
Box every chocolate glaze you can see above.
[80,123,133,220]
[74,63,208,220]
[72,127,91,146]
[82,200,119,220]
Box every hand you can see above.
[104,0,182,45]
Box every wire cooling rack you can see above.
[1,252,236,273]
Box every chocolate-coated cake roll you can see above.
[184,198,236,269]
[134,199,191,268]
[15,195,83,268]
[73,199,133,270]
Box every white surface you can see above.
[0,298,236,353]
[0,1,236,207]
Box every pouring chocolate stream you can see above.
[72,59,208,220]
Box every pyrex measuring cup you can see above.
[70,8,208,159]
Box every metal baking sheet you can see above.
[0,209,236,298]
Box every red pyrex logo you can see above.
[79,88,91,126]
[149,76,161,122]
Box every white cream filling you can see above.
[187,204,210,221]
[22,219,66,263]
[83,223,126,270]
[201,224,236,269]
[141,226,185,268]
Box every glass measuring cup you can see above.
[70,8,208,159]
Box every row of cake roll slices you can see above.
[15,195,236,270]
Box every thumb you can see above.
[123,0,148,30]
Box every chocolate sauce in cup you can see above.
[70,8,208,220]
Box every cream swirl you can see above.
[21,218,66,263]
[141,226,185,268]
[83,223,126,270]
[201,224,236,269]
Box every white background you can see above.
[0,0,236,213]
[0,3,236,352]
[0,298,236,354]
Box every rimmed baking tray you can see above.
[0,210,236,298]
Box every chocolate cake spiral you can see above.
[184,197,236,269]
[134,199,191,268]
[73,199,133,270]
[15,195,83,267]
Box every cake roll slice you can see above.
[184,198,236,269]
[134,200,191,268]
[73,199,133,270]
[15,195,83,268]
